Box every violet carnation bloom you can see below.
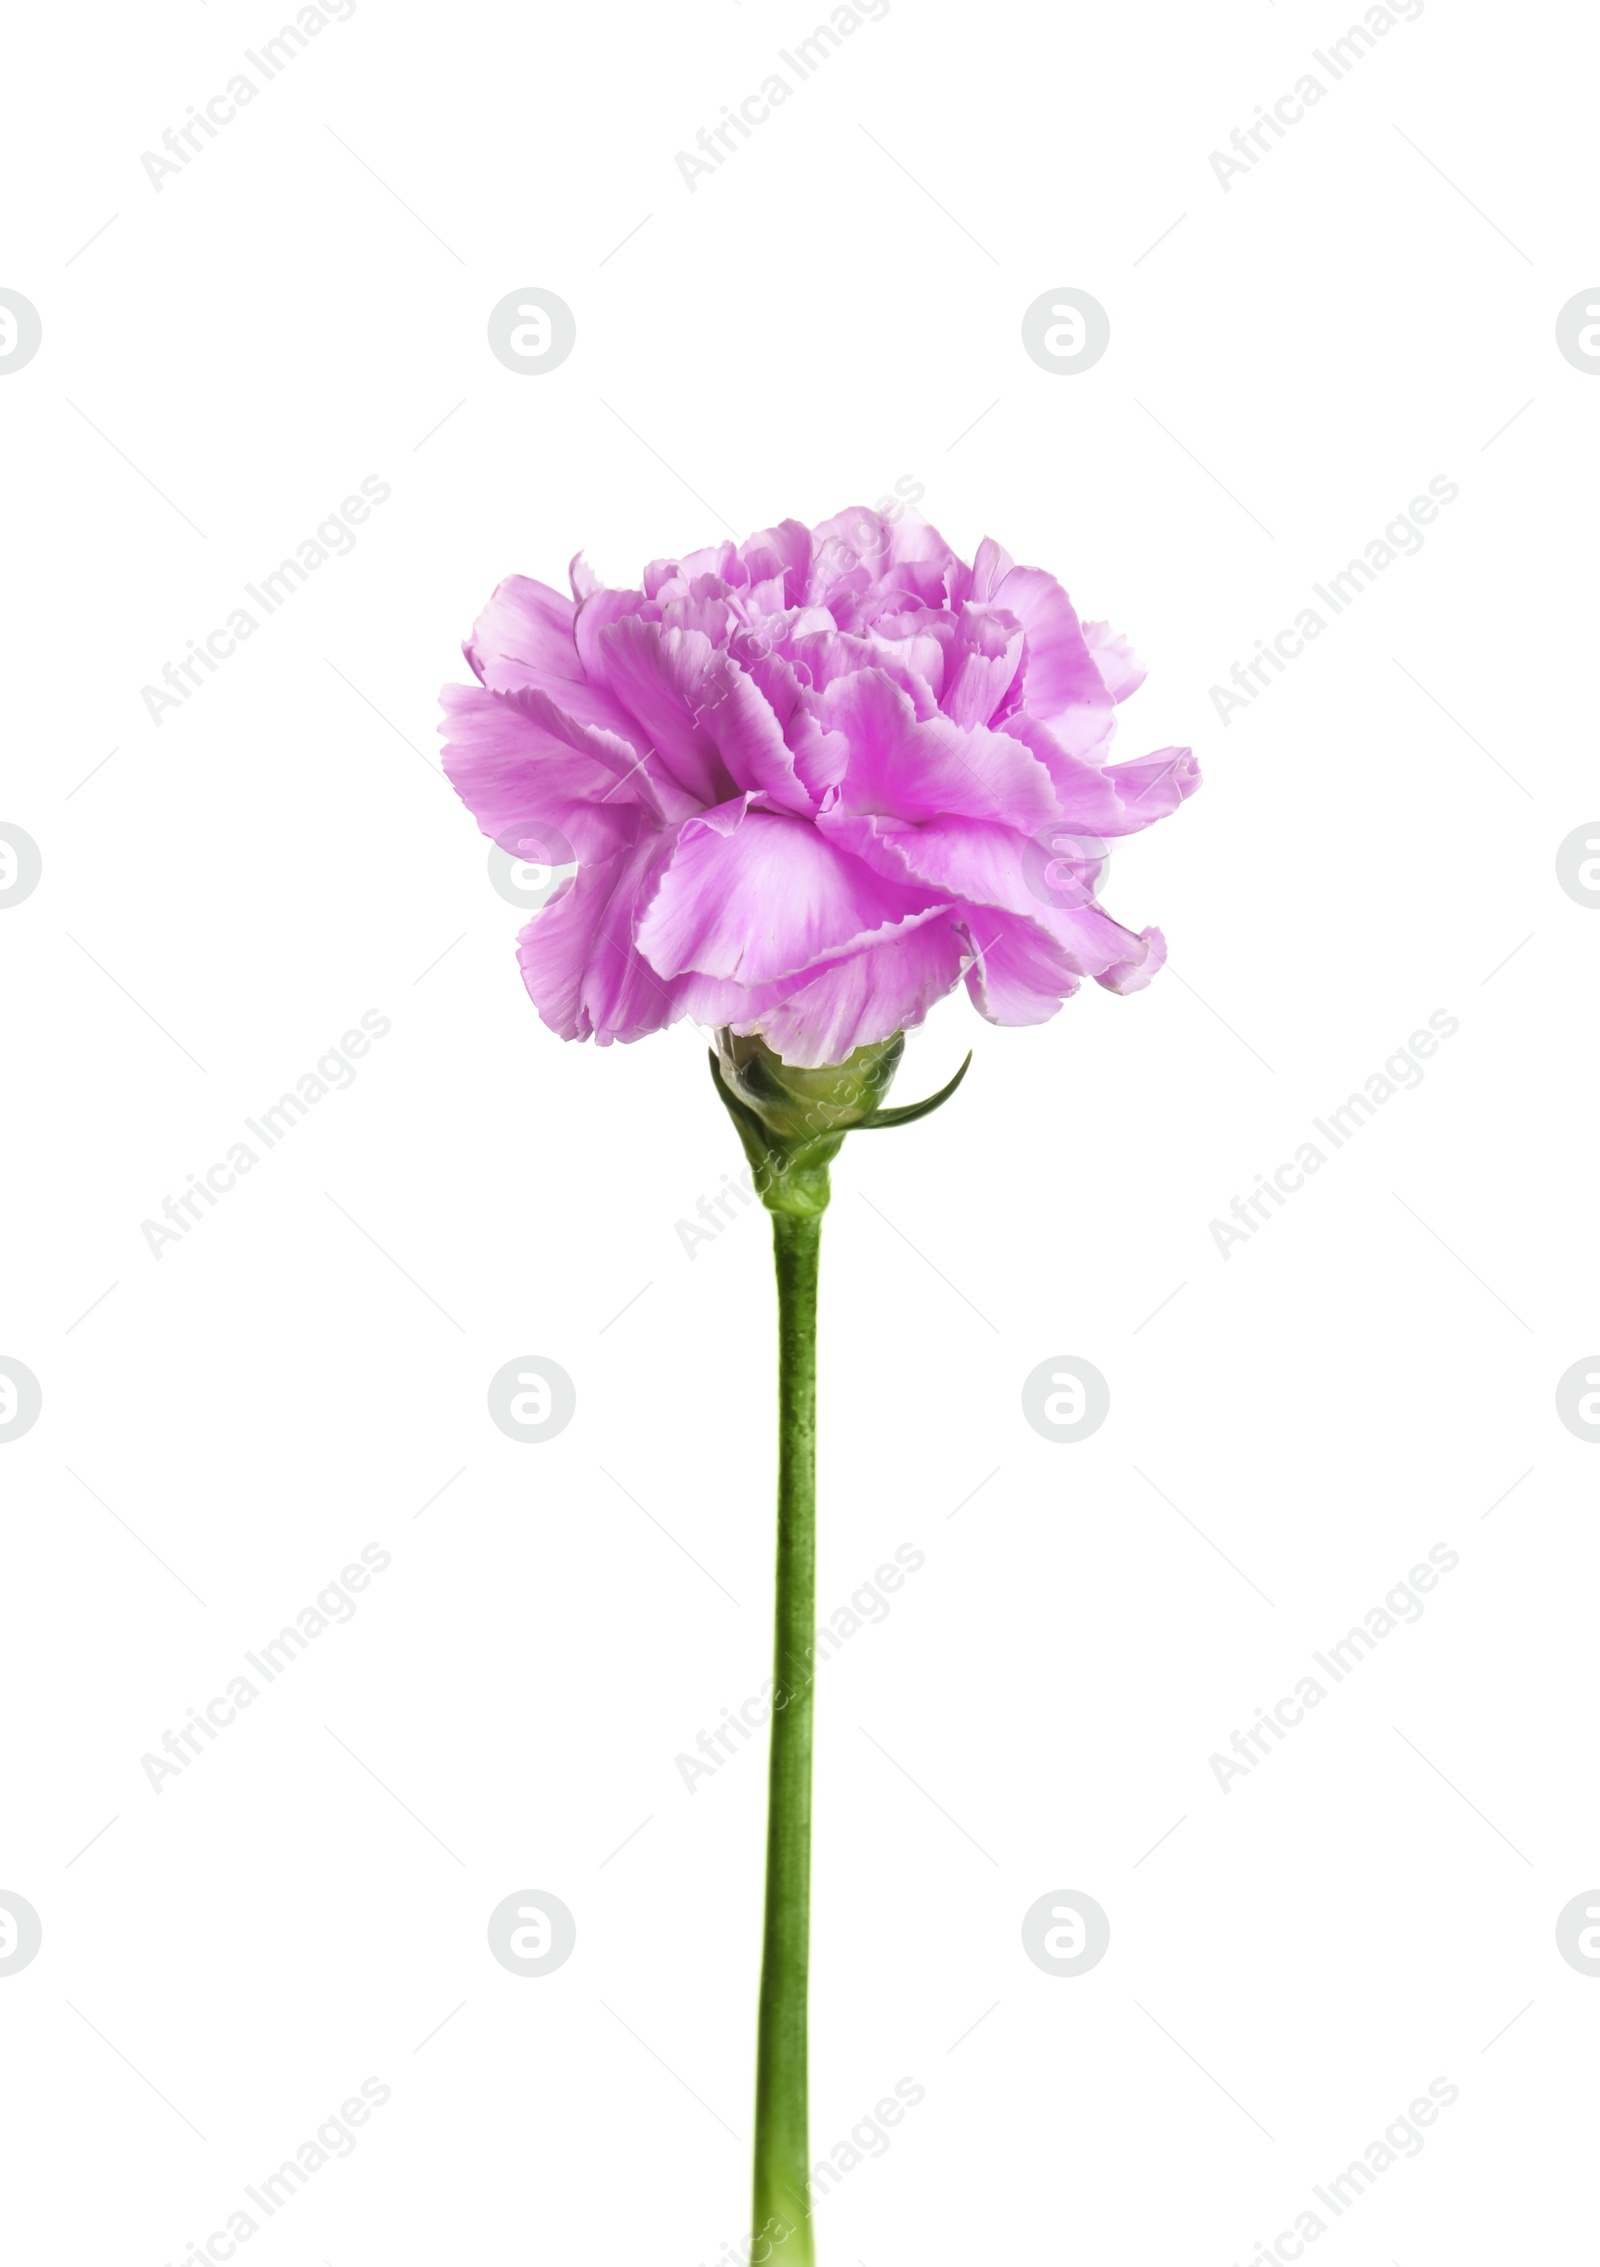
[440,507,1198,1069]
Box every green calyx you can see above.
[710,1029,972,1217]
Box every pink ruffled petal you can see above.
[1083,620,1146,702]
[466,576,582,691]
[439,683,646,862]
[788,628,942,717]
[574,585,647,684]
[696,661,814,816]
[731,909,970,1069]
[1031,901,1164,984]
[991,566,1116,758]
[1102,747,1201,834]
[998,713,1128,832]
[464,584,660,767]
[969,537,1015,602]
[825,670,1058,830]
[941,606,1023,729]
[516,830,684,1044]
[1094,922,1166,994]
[819,809,1171,1006]
[637,801,936,985]
[961,910,1081,1026]
[660,592,734,644]
[597,617,735,809]
[739,519,812,606]
[865,625,947,708]
[815,810,1032,913]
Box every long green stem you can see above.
[753,1209,821,2262]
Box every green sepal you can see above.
[708,1031,971,1218]
[707,1050,842,1217]
[852,1050,972,1130]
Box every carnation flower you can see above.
[438,505,1198,2263]
[440,506,1198,1070]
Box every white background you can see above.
[3,0,1597,2260]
